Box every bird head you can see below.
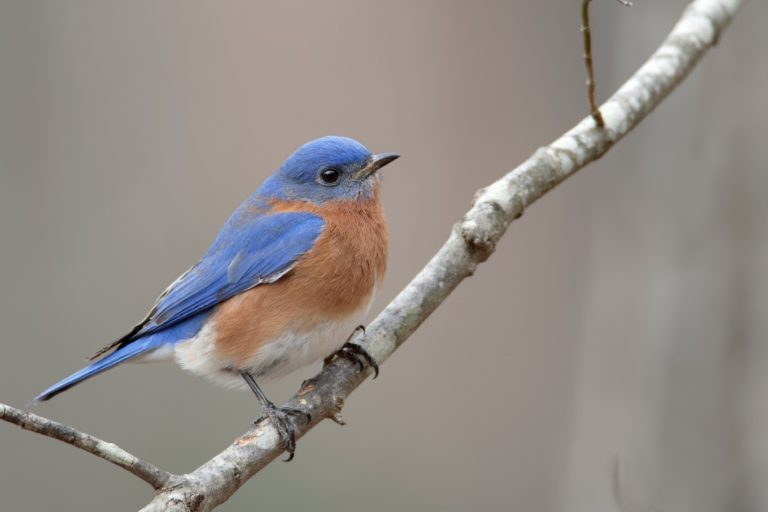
[261,136,399,204]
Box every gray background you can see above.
[1,1,766,511]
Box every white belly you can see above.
[172,305,369,390]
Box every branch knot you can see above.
[459,195,512,261]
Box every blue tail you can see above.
[34,334,167,402]
[34,311,210,402]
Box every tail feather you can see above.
[34,335,166,402]
[33,310,210,403]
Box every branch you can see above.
[138,0,743,510]
[0,402,172,489]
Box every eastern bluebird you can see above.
[34,136,399,456]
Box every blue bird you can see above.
[35,136,399,457]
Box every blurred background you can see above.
[1,1,766,511]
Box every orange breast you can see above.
[210,185,388,365]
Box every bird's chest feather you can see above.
[174,196,387,388]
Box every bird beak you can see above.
[355,152,400,179]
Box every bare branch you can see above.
[0,402,173,489]
[581,0,633,127]
[137,0,744,510]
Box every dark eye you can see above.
[319,167,341,185]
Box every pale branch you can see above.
[0,0,744,510]
[0,402,172,489]
[139,0,744,510]
[581,0,633,127]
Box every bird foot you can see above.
[323,325,379,378]
[255,404,311,462]
[335,342,379,379]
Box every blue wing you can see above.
[34,209,324,402]
[136,210,325,337]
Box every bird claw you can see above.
[336,341,380,379]
[255,405,311,462]
[324,325,378,377]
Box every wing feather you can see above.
[89,210,324,358]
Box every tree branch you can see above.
[0,0,744,510]
[139,0,744,510]
[0,402,172,489]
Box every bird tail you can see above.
[33,333,167,403]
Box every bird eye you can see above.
[319,167,341,185]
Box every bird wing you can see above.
[88,210,324,359]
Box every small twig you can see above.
[582,0,603,126]
[0,402,174,489]
[582,0,633,127]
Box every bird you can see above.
[34,136,399,458]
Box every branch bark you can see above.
[0,0,744,510]
[0,403,172,489]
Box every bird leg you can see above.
[240,371,310,461]
[326,325,380,379]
